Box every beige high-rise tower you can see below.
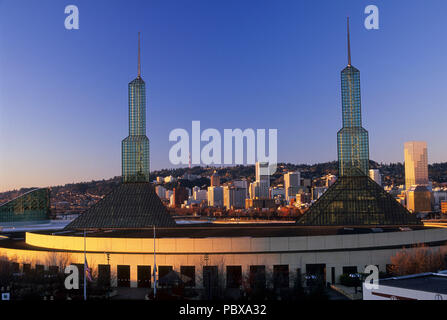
[404,141,428,189]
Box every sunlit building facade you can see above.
[223,186,246,209]
[369,169,382,186]
[255,162,269,183]
[404,141,428,189]
[441,201,447,214]
[208,186,223,208]
[406,185,432,213]
[254,162,270,198]
[122,33,150,183]
[284,172,300,201]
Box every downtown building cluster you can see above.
[151,143,447,217]
[153,163,313,213]
[383,141,447,215]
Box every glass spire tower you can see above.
[337,18,369,177]
[122,33,150,183]
[297,19,421,226]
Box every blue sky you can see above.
[1,0,446,191]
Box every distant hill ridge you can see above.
[1,161,446,205]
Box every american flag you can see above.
[153,265,157,284]
[84,257,93,282]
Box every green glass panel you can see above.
[0,188,50,223]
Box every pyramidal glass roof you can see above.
[66,183,176,230]
[297,175,422,226]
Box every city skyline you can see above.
[2,0,447,192]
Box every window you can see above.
[117,265,130,287]
[203,266,218,288]
[273,265,289,289]
[23,263,31,274]
[98,264,111,288]
[249,266,266,289]
[203,266,219,300]
[226,266,242,288]
[180,266,195,287]
[11,262,20,273]
[342,266,358,275]
[49,266,59,274]
[158,266,173,287]
[158,266,173,279]
[296,268,303,287]
[137,265,151,288]
[35,264,45,274]
[306,264,326,286]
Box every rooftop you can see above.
[380,273,447,294]
[3,224,431,239]
[65,183,176,229]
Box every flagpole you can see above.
[84,229,87,301]
[153,225,156,299]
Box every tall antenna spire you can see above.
[347,17,351,66]
[138,32,141,77]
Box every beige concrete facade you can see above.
[1,228,447,288]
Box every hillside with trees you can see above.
[1,161,446,208]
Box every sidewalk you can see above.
[330,284,363,300]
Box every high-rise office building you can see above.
[155,185,167,199]
[210,170,220,187]
[234,179,249,198]
[208,186,223,208]
[193,189,208,202]
[284,172,300,201]
[296,193,311,205]
[249,181,261,199]
[255,162,270,198]
[122,33,150,183]
[311,187,328,201]
[173,184,189,208]
[406,186,431,213]
[433,189,447,211]
[369,169,381,186]
[337,20,369,177]
[324,174,337,187]
[256,162,269,182]
[233,179,248,190]
[404,141,428,189]
[223,186,246,209]
[270,187,285,199]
